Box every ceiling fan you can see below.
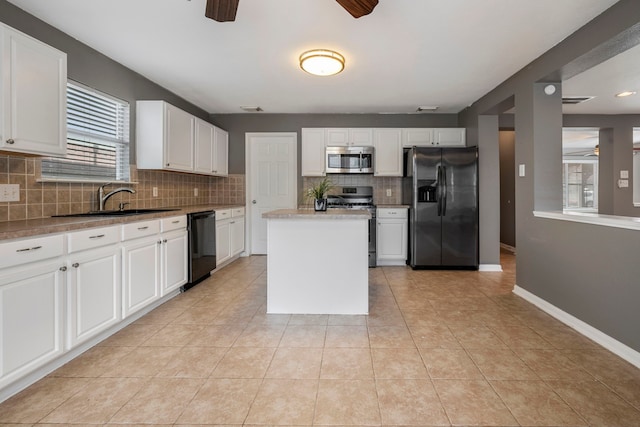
[205,0,379,22]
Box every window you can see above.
[562,160,598,211]
[562,128,599,212]
[41,82,130,182]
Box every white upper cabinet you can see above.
[213,126,228,176]
[402,128,433,147]
[402,128,466,147]
[373,128,403,176]
[0,23,67,156]
[194,117,214,174]
[433,128,466,146]
[326,128,373,146]
[137,100,227,176]
[301,128,326,176]
[164,103,195,171]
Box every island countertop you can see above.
[262,208,371,219]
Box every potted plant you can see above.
[306,177,334,211]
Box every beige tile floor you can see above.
[1,250,640,426]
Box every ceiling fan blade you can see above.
[336,0,379,18]
[205,0,239,22]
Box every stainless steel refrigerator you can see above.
[402,146,478,269]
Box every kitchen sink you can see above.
[53,208,180,217]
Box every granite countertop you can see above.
[263,208,371,220]
[0,204,243,241]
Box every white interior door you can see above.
[246,133,297,254]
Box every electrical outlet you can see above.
[386,189,392,197]
[152,187,158,197]
[0,184,20,202]
[194,188,199,197]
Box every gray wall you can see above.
[0,0,210,164]
[209,113,459,174]
[459,0,640,352]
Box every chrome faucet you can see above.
[98,183,136,211]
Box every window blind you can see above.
[42,82,130,182]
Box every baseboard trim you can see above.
[479,264,503,272]
[513,285,640,369]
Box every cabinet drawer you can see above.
[216,209,231,221]
[122,220,160,241]
[377,208,408,219]
[231,207,245,217]
[161,215,187,232]
[0,234,65,269]
[67,226,120,253]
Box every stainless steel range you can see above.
[327,186,376,267]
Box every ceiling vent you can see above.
[562,96,595,105]
[240,106,263,112]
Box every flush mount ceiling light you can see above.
[416,106,439,112]
[615,91,637,97]
[299,49,345,76]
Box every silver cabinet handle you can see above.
[6,138,15,144]
[230,221,235,224]
[252,200,257,204]
[16,246,42,252]
[138,226,149,230]
[172,220,180,224]
[89,234,105,239]
[163,239,167,243]
[60,266,67,272]
[72,263,80,268]
[157,240,162,245]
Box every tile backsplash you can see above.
[302,175,403,207]
[0,154,245,222]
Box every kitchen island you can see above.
[262,209,370,314]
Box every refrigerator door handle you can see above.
[436,165,442,216]
[442,166,447,216]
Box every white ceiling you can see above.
[6,0,622,115]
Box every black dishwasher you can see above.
[183,210,216,291]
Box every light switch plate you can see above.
[518,164,526,177]
[0,184,20,202]
[618,179,629,188]
[620,170,629,179]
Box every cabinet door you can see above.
[216,220,231,265]
[213,126,228,176]
[230,216,245,256]
[165,103,194,171]
[122,237,161,318]
[67,246,120,348]
[0,260,64,386]
[301,128,326,176]
[402,129,434,147]
[162,230,188,295]
[326,128,373,146]
[1,25,67,155]
[194,119,214,174]
[374,129,402,176]
[377,219,408,261]
[433,128,466,146]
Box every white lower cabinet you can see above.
[66,226,121,349]
[160,216,188,295]
[216,207,245,266]
[122,220,162,318]
[66,245,120,349]
[376,207,408,266]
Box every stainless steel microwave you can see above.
[326,146,374,174]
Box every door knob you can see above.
[252,200,257,204]
[6,138,15,144]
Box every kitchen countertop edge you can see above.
[0,204,243,241]
[263,208,371,219]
